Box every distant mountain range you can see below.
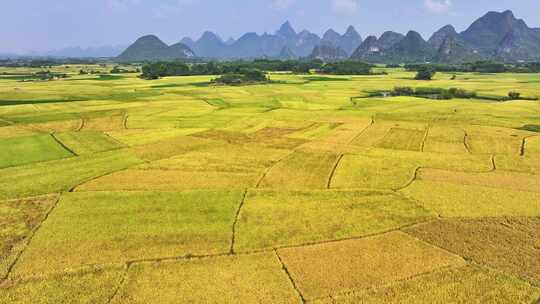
[351,10,540,63]
[11,10,535,63]
[174,21,363,60]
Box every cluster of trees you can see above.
[212,69,269,85]
[0,58,100,68]
[414,66,437,80]
[34,71,68,81]
[392,86,477,99]
[405,61,540,74]
[110,66,140,74]
[140,59,375,79]
[386,86,535,101]
[320,61,373,75]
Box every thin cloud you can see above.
[271,0,296,10]
[332,0,360,14]
[424,0,452,13]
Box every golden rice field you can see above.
[0,65,539,303]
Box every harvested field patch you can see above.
[527,136,540,155]
[0,150,143,200]
[315,265,540,304]
[331,155,417,189]
[286,123,339,140]
[400,181,540,217]
[405,217,540,285]
[0,134,74,168]
[331,150,492,190]
[106,128,207,146]
[76,169,259,191]
[54,131,124,155]
[0,195,58,278]
[365,148,493,172]
[277,231,464,300]
[112,253,300,304]
[81,114,125,131]
[464,125,526,155]
[418,168,540,192]
[258,151,340,189]
[234,189,434,252]
[0,125,37,139]
[193,128,307,149]
[139,143,289,173]
[298,121,373,153]
[375,128,426,151]
[21,120,81,133]
[351,120,424,148]
[423,125,468,154]
[0,267,123,304]
[11,190,243,278]
[494,155,540,175]
[129,135,217,161]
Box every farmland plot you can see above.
[277,231,465,300]
[1,68,540,303]
[258,151,341,189]
[11,190,244,278]
[234,189,433,251]
[0,134,74,168]
[111,253,300,304]
[400,181,540,217]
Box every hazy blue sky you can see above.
[1,0,539,53]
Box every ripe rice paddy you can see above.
[0,66,539,303]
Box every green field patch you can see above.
[54,131,124,155]
[258,151,340,189]
[400,181,540,217]
[405,217,540,286]
[0,195,58,278]
[519,124,540,133]
[1,267,123,304]
[76,169,260,191]
[0,134,74,168]
[316,265,540,304]
[95,74,124,81]
[0,150,143,200]
[112,253,300,303]
[277,231,464,300]
[375,128,426,151]
[423,125,468,154]
[0,98,88,107]
[303,76,351,82]
[12,190,243,278]
[234,189,433,252]
[418,168,540,192]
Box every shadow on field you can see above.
[519,125,540,133]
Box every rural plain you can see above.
[1,65,540,303]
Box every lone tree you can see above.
[415,66,436,80]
